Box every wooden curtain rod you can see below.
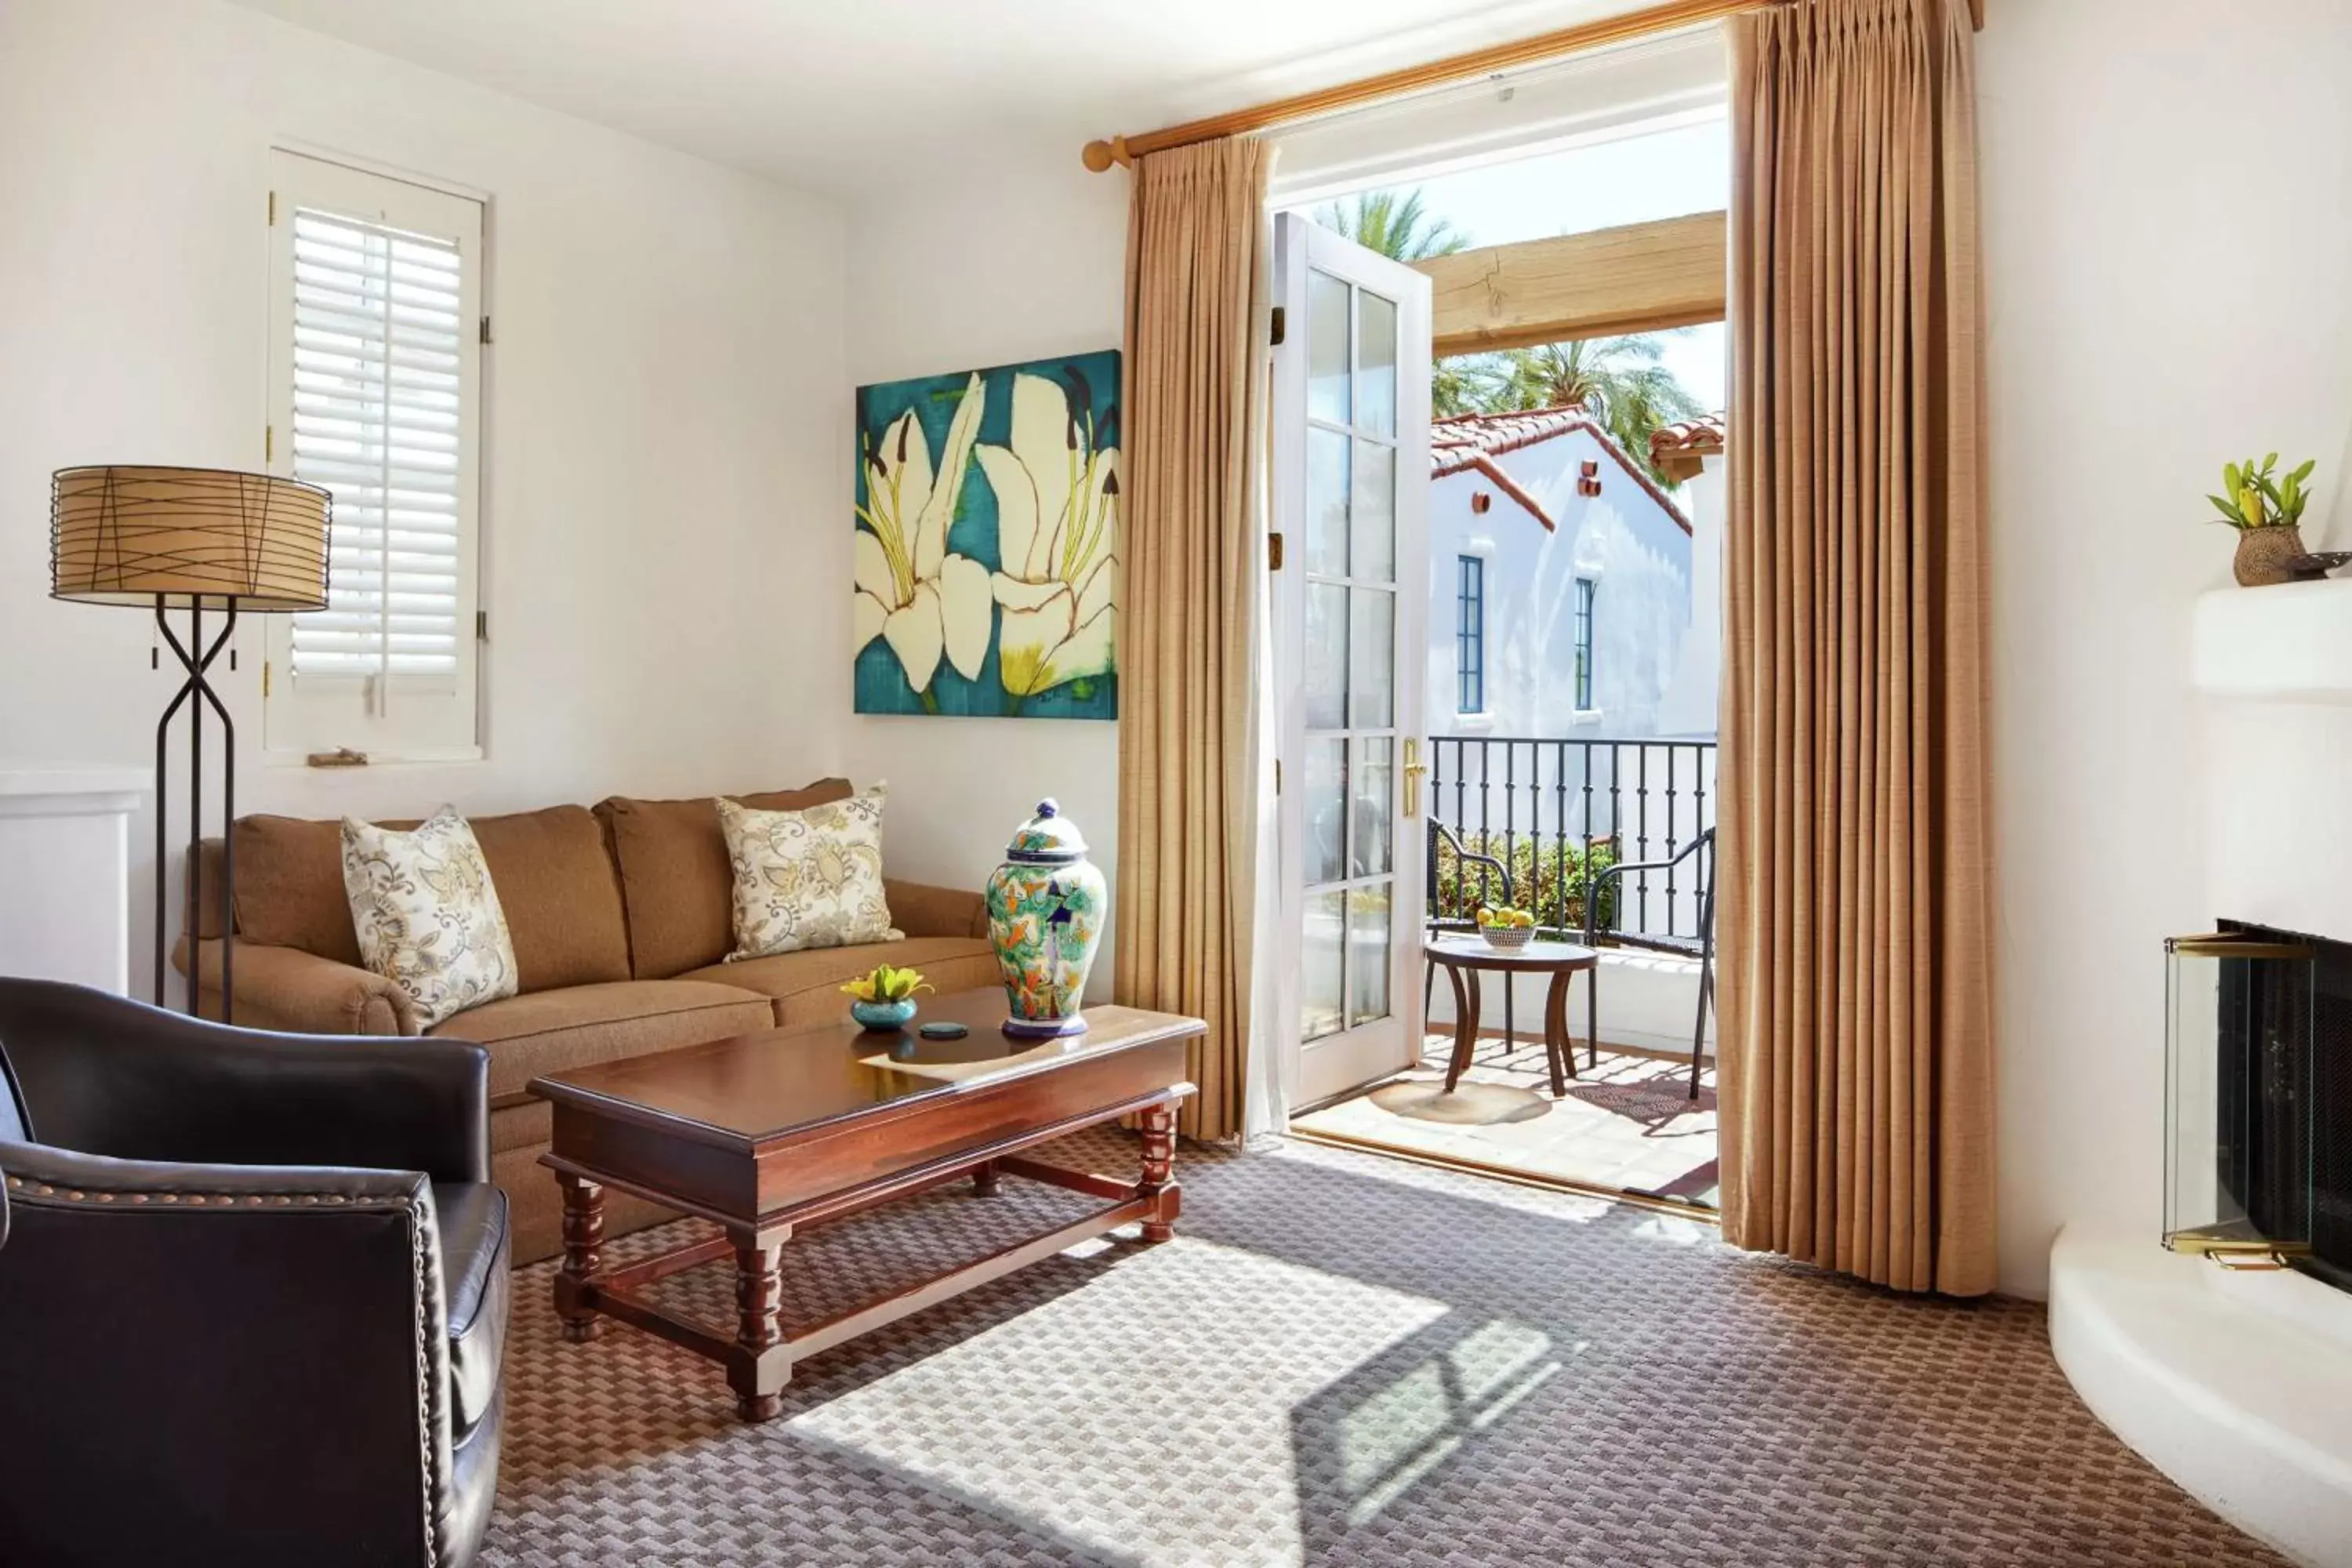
[1081,0,1984,171]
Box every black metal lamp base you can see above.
[154,595,238,1022]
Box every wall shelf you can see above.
[2193,579,2352,700]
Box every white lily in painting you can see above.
[975,369,1119,705]
[855,372,993,697]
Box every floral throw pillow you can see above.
[340,807,519,1029]
[717,785,901,961]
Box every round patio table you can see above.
[1425,936,1599,1098]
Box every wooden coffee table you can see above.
[528,989,1200,1421]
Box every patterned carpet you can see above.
[485,1131,2281,1567]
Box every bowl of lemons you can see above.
[1475,906,1537,950]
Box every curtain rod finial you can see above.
[1082,136,1130,173]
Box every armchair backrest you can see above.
[0,976,489,1181]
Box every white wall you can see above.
[1980,0,2352,1294]
[1654,453,1724,739]
[0,0,848,1000]
[1428,425,1696,742]
[841,154,1130,995]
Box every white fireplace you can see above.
[2047,580,2352,1568]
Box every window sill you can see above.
[260,746,485,770]
[1566,709,1604,727]
[1452,711,1497,732]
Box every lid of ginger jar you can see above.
[1005,798,1088,866]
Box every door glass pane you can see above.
[1356,292,1398,437]
[1307,427,1350,577]
[1307,270,1350,426]
[1302,889,1345,1041]
[1348,589,1393,729]
[1351,438,1395,583]
[1351,737,1392,877]
[1305,738,1348,886]
[1305,583,1348,730]
[1347,884,1392,1027]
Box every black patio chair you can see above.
[1582,828,1716,1098]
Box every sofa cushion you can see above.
[231,805,630,994]
[427,978,773,1106]
[231,815,369,964]
[717,786,899,960]
[681,935,1001,1026]
[595,779,854,980]
[342,808,519,1029]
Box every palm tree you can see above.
[1314,189,1469,262]
[1432,357,1490,418]
[1479,334,1704,487]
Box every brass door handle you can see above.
[1403,739,1428,818]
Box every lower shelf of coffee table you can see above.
[547,1098,1188,1421]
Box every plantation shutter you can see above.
[264,150,484,760]
[289,209,464,677]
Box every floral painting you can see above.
[854,350,1120,719]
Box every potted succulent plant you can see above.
[840,964,933,1032]
[2209,452,2318,586]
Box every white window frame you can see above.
[263,147,485,764]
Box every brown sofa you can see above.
[174,777,999,1263]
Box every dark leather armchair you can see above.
[0,978,507,1567]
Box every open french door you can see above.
[1272,212,1433,1112]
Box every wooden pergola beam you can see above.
[1415,212,1728,359]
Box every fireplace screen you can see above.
[2164,929,2317,1266]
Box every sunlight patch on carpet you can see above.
[781,1240,1448,1568]
[1334,1317,1562,1526]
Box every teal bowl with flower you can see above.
[851,997,916,1033]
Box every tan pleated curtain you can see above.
[1719,0,1995,1294]
[1114,136,1274,1141]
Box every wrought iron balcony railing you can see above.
[1426,735,1717,949]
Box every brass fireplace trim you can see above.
[2165,931,2316,960]
[2166,1225,2314,1269]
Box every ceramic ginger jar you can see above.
[985,799,1107,1038]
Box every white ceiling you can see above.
[222,0,1657,198]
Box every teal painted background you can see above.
[854,350,1120,720]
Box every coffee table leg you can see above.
[1138,1101,1181,1243]
[730,1233,789,1423]
[554,1172,604,1343]
[972,1159,1001,1197]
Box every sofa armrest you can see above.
[884,877,990,940]
[176,936,419,1036]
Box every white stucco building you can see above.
[1421,408,1726,960]
[1425,406,1717,744]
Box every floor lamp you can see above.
[49,466,331,1021]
